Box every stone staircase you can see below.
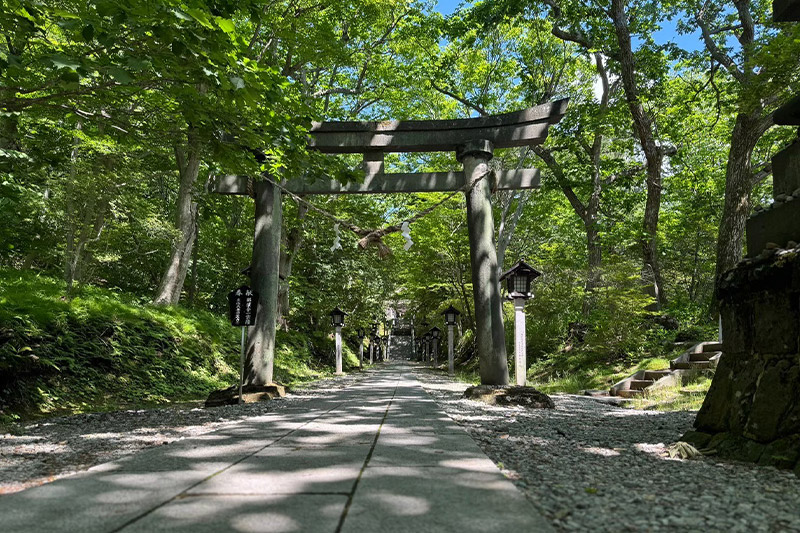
[669,341,723,370]
[389,333,414,360]
[609,341,722,398]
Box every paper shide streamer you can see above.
[330,222,342,252]
[401,221,413,251]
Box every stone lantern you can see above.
[500,261,542,386]
[442,306,461,375]
[330,307,347,375]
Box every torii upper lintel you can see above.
[308,99,569,153]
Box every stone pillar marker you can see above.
[430,327,441,367]
[246,180,282,385]
[425,336,431,364]
[447,325,455,375]
[500,260,540,387]
[411,320,416,358]
[513,297,526,386]
[334,326,343,375]
[458,140,509,385]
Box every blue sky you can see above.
[434,0,703,52]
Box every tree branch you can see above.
[430,81,488,116]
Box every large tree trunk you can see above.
[610,0,666,308]
[713,111,770,290]
[153,132,201,306]
[277,201,308,329]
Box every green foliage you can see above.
[0,268,343,422]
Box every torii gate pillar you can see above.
[247,180,282,385]
[459,140,509,385]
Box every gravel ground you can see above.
[414,368,800,533]
[0,371,370,495]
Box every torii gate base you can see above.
[215,100,569,386]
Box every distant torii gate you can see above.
[212,99,569,386]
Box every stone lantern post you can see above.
[330,307,347,375]
[499,261,542,386]
[443,306,462,375]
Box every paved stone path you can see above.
[1,363,551,532]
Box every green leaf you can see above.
[81,24,95,42]
[215,17,235,34]
[13,7,36,21]
[49,55,81,70]
[126,57,152,71]
[59,70,81,83]
[52,9,80,19]
[172,9,192,21]
[108,67,133,84]
[185,8,214,29]
[230,76,245,90]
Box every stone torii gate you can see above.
[212,99,568,386]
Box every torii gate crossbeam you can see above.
[213,99,568,386]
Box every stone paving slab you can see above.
[0,362,552,532]
[122,495,348,533]
[341,465,548,533]
[0,470,208,533]
[188,446,368,495]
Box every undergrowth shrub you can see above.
[0,268,348,422]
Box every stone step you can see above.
[689,352,713,362]
[615,389,644,398]
[644,370,673,380]
[700,342,724,353]
[671,361,712,370]
[629,379,655,390]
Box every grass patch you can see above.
[526,348,676,395]
[0,268,351,425]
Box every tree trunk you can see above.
[583,193,602,315]
[277,201,309,329]
[153,133,201,306]
[713,111,768,291]
[187,206,201,307]
[610,0,666,308]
